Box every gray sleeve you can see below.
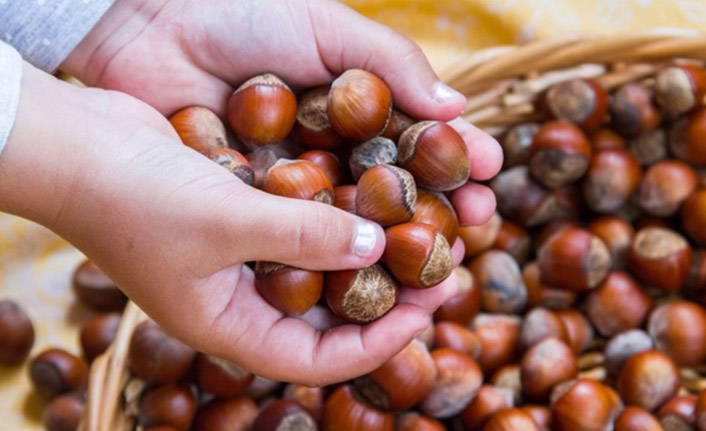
[0,42,23,158]
[0,0,115,72]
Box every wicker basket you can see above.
[79,28,706,430]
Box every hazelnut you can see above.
[489,365,522,407]
[683,190,706,245]
[79,312,120,363]
[327,69,392,141]
[655,65,706,117]
[520,338,577,401]
[42,394,84,431]
[138,384,197,430]
[458,212,502,259]
[647,300,706,366]
[325,264,398,324]
[381,109,415,141]
[545,78,608,132]
[501,123,539,167]
[460,385,515,430]
[521,405,552,431]
[585,271,653,336]
[322,385,394,431]
[0,299,34,365]
[297,149,342,186]
[210,148,255,185]
[243,376,282,400]
[72,259,127,312]
[384,223,453,289]
[615,406,662,431]
[471,314,521,373]
[294,86,342,151]
[195,353,253,398]
[551,379,622,431]
[555,309,594,355]
[419,348,483,419]
[411,190,460,245]
[493,220,531,264]
[434,266,480,325]
[529,120,592,189]
[604,329,654,378]
[128,320,196,384]
[254,262,323,316]
[658,394,697,427]
[252,399,317,431]
[609,83,661,136]
[537,227,611,292]
[398,121,471,191]
[227,73,297,147]
[628,227,693,292]
[263,159,334,204]
[588,216,635,269]
[470,250,527,314]
[348,137,397,181]
[628,128,667,166]
[396,412,445,431]
[590,127,626,152]
[696,388,706,430]
[193,397,258,431]
[483,408,541,431]
[333,185,357,214]
[638,159,698,217]
[433,321,482,359]
[519,308,567,352]
[29,348,87,399]
[582,149,641,213]
[283,384,324,421]
[355,164,416,226]
[353,339,435,411]
[169,106,227,156]
[522,262,577,310]
[617,350,679,411]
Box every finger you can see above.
[227,186,385,270]
[447,183,497,227]
[451,238,465,267]
[448,118,504,181]
[299,305,345,331]
[310,0,466,121]
[398,271,459,313]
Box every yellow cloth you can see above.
[3,0,706,428]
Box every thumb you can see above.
[310,0,467,121]
[229,187,385,270]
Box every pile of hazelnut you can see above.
[5,63,706,431]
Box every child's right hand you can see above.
[0,60,461,385]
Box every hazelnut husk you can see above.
[227,73,297,147]
[138,384,197,430]
[128,320,196,384]
[628,227,693,292]
[79,312,120,363]
[647,300,706,366]
[169,106,227,156]
[252,399,317,431]
[470,250,527,314]
[528,120,592,189]
[419,348,483,419]
[29,348,88,399]
[355,164,417,226]
[254,262,323,316]
[0,299,34,365]
[72,259,127,312]
[321,385,394,431]
[617,350,679,411]
[349,137,397,181]
[294,86,343,151]
[210,148,255,186]
[324,264,398,324]
[263,159,334,204]
[193,397,258,431]
[398,121,471,191]
[327,69,392,142]
[384,222,453,289]
[545,78,608,132]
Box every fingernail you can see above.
[432,81,465,104]
[353,220,378,257]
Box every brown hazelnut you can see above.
[521,405,552,431]
[501,123,539,168]
[227,73,297,147]
[617,350,679,411]
[333,185,357,214]
[395,412,446,431]
[29,348,88,399]
[419,348,483,419]
[169,106,227,156]
[551,379,622,431]
[588,216,635,269]
[521,338,577,401]
[472,314,521,373]
[210,148,255,185]
[489,365,522,406]
[283,384,324,421]
[696,388,706,430]
[628,227,693,292]
[297,149,342,186]
[648,300,706,366]
[460,385,514,430]
[590,127,626,152]
[638,159,698,217]
[411,190,460,245]
[322,385,394,431]
[193,397,258,431]
[658,394,697,426]
[683,190,706,245]
[483,408,540,431]
[138,384,197,430]
[195,353,253,398]
[493,220,531,264]
[72,259,127,312]
[355,164,416,226]
[434,266,480,325]
[381,109,415,141]
[254,262,323,316]
[655,64,706,117]
[688,249,706,297]
[384,222,453,289]
[245,142,297,188]
[582,149,641,213]
[0,299,34,365]
[470,250,527,314]
[42,394,84,431]
[519,308,567,352]
[628,128,668,166]
[615,406,663,431]
[545,78,608,132]
[263,159,334,204]
[609,83,661,136]
[128,320,196,384]
[604,329,654,378]
[554,309,594,355]
[325,264,398,324]
[529,120,592,189]
[522,262,577,310]
[294,86,342,151]
[79,312,120,363]
[327,69,392,142]
[349,137,397,181]
[243,376,282,400]
[537,227,611,292]
[433,321,482,359]
[354,339,435,411]
[585,271,653,336]
[398,121,471,191]
[252,399,317,431]
[458,212,502,259]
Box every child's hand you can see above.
[63,0,503,226]
[0,62,463,385]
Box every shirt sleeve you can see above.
[0,0,115,72]
[0,42,22,158]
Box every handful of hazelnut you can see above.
[169,69,470,323]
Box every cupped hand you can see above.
[62,0,503,225]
